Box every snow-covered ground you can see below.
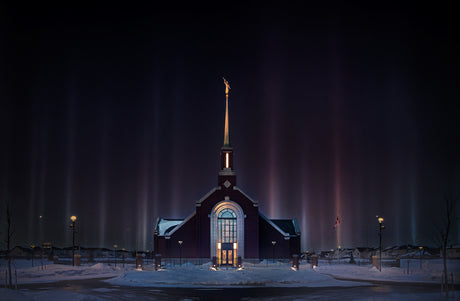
[315,259,460,284]
[1,258,459,286]
[0,259,458,300]
[0,260,123,284]
[107,261,368,288]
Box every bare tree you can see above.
[434,196,455,297]
[3,200,14,288]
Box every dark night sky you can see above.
[1,3,459,252]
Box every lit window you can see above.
[225,153,229,168]
[218,209,237,243]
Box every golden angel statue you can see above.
[222,77,230,95]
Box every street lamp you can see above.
[178,241,183,266]
[419,246,423,269]
[271,241,277,264]
[378,216,384,272]
[113,244,118,267]
[338,245,341,264]
[70,215,77,266]
[122,248,126,267]
[30,245,35,267]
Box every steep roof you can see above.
[154,218,184,236]
[271,219,300,237]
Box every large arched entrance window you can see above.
[210,199,245,265]
[218,209,237,265]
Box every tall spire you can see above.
[223,77,231,147]
[219,77,235,187]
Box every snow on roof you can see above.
[166,212,196,237]
[155,218,184,236]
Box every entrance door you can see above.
[217,208,237,266]
[221,243,233,266]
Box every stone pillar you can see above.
[292,254,299,270]
[372,255,379,269]
[74,254,81,266]
[155,254,162,271]
[237,256,242,268]
[136,254,143,269]
[53,256,59,264]
[311,254,318,268]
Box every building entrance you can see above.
[220,243,234,266]
[217,208,237,266]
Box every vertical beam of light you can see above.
[137,105,153,251]
[268,136,278,218]
[98,108,109,248]
[330,40,343,249]
[137,147,149,251]
[150,71,161,253]
[27,124,39,243]
[300,157,309,252]
[409,161,417,245]
[391,161,402,246]
[169,60,185,218]
[351,154,364,248]
[37,122,47,245]
[333,144,342,249]
[266,78,280,218]
[65,97,76,245]
[1,131,11,243]
[260,32,286,219]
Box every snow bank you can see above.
[315,261,459,284]
[0,261,124,284]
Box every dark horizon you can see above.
[1,3,459,252]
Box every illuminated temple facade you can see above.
[154,81,300,266]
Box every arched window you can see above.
[218,208,237,243]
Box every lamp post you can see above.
[178,241,183,266]
[378,216,384,272]
[70,216,77,266]
[31,245,35,267]
[338,245,341,264]
[113,244,118,267]
[419,246,423,269]
[122,248,125,268]
[271,241,277,264]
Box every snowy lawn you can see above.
[2,259,458,288]
[0,260,124,284]
[106,262,369,288]
[315,259,460,284]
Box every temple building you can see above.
[154,79,300,266]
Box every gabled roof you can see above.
[195,186,258,207]
[259,212,291,238]
[271,218,300,237]
[154,218,184,236]
[195,187,221,206]
[233,186,258,206]
[166,212,196,237]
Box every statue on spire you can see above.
[223,77,230,95]
[222,77,231,147]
